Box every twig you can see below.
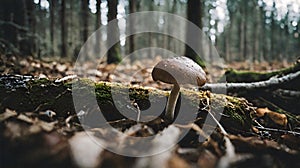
[201,71,300,91]
[254,126,300,136]
[274,89,300,98]
[258,97,300,124]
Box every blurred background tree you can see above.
[0,0,299,65]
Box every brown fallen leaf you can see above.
[17,113,34,123]
[267,111,288,127]
[197,149,217,168]
[255,107,288,127]
[168,154,190,168]
[69,131,105,168]
[34,120,57,132]
[280,134,300,150]
[0,109,17,122]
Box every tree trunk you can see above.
[168,0,177,51]
[260,6,267,62]
[238,2,245,61]
[49,0,56,56]
[61,0,67,57]
[95,0,102,54]
[270,2,276,61]
[107,0,121,64]
[0,0,26,54]
[24,0,37,56]
[253,7,259,64]
[184,0,205,67]
[129,0,136,61]
[226,12,234,62]
[242,2,248,60]
[147,0,154,58]
[81,0,89,43]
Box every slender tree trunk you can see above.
[254,8,259,63]
[225,12,234,62]
[226,25,231,62]
[49,0,56,56]
[107,0,121,64]
[168,0,177,51]
[61,0,67,57]
[260,6,266,62]
[237,13,243,61]
[147,0,154,58]
[69,0,74,58]
[162,1,169,56]
[184,0,205,67]
[95,0,102,54]
[82,0,89,43]
[0,0,26,54]
[238,2,246,61]
[270,7,276,61]
[129,0,136,61]
[24,0,36,56]
[243,2,248,60]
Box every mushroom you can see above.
[152,56,206,122]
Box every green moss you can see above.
[225,62,300,83]
[0,77,258,130]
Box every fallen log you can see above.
[0,75,256,133]
[225,59,300,83]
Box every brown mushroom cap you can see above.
[152,56,206,86]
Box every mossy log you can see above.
[0,75,298,133]
[225,59,300,83]
[213,61,300,115]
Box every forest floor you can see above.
[1,54,299,168]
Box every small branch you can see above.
[274,89,300,98]
[254,126,300,136]
[201,71,300,92]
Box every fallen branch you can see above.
[202,70,300,92]
[274,89,300,98]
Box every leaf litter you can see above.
[0,54,300,167]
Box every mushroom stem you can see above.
[165,84,180,122]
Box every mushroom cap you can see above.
[152,56,206,86]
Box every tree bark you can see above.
[61,0,67,57]
[270,2,276,61]
[128,0,136,61]
[49,0,56,56]
[81,0,89,43]
[0,0,26,54]
[95,0,102,54]
[184,0,205,67]
[107,0,121,64]
[242,1,248,60]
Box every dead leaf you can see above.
[168,155,190,168]
[255,107,288,127]
[267,111,287,127]
[0,109,17,122]
[280,134,300,150]
[197,150,217,168]
[56,64,67,72]
[17,113,34,123]
[134,125,181,168]
[69,131,105,168]
[35,120,57,132]
[255,107,268,117]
